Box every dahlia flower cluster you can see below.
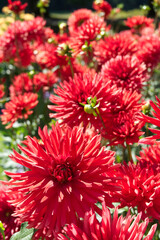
[0,0,160,239]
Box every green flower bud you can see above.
[84,104,95,114]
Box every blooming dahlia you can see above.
[138,142,160,173]
[101,89,144,146]
[68,9,93,35]
[137,34,160,69]
[0,84,5,99]
[115,162,160,221]
[125,15,154,33]
[70,15,106,56]
[0,17,46,66]
[101,55,148,92]
[1,93,38,128]
[139,96,160,144]
[8,0,28,14]
[48,72,117,129]
[0,184,21,240]
[103,110,145,146]
[4,124,117,238]
[94,32,137,66]
[9,73,33,98]
[92,0,112,19]
[58,202,157,240]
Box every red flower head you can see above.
[8,0,28,14]
[48,72,118,129]
[139,96,160,144]
[101,55,148,92]
[0,184,21,240]
[9,73,33,98]
[1,93,38,128]
[58,202,157,240]
[102,90,145,146]
[0,17,46,66]
[68,9,93,35]
[125,15,154,34]
[33,71,58,91]
[0,84,5,99]
[4,124,117,238]
[115,162,160,221]
[103,110,145,146]
[137,34,160,69]
[70,15,106,56]
[93,0,112,19]
[94,32,137,66]
[138,143,160,173]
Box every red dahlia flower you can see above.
[139,96,160,144]
[9,73,33,98]
[0,184,21,240]
[0,84,5,99]
[8,0,28,14]
[70,15,106,56]
[103,111,145,146]
[101,89,144,146]
[68,9,93,35]
[125,15,154,33]
[93,0,112,19]
[137,34,160,69]
[1,93,38,128]
[0,17,46,66]
[58,202,157,240]
[4,124,117,238]
[138,142,160,173]
[48,72,118,129]
[116,162,160,221]
[33,71,58,91]
[94,32,137,66]
[101,55,148,92]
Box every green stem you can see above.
[68,57,74,78]
[146,122,149,137]
[96,108,106,129]
[127,144,132,162]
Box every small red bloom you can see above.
[1,93,38,128]
[48,72,117,129]
[0,17,46,66]
[101,55,148,92]
[139,96,160,144]
[70,15,106,56]
[137,35,160,69]
[0,184,21,240]
[33,71,58,91]
[9,73,33,98]
[103,111,145,146]
[93,0,112,19]
[8,0,28,14]
[102,90,145,146]
[58,202,157,240]
[116,162,160,221]
[125,15,154,33]
[4,124,117,237]
[68,9,93,35]
[138,142,160,173]
[0,84,5,99]
[94,32,137,66]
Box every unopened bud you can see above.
[84,104,95,114]
[142,100,151,113]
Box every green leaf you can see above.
[0,221,5,240]
[10,222,34,240]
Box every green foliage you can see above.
[10,222,34,240]
[0,221,5,240]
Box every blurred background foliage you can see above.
[0,0,150,13]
